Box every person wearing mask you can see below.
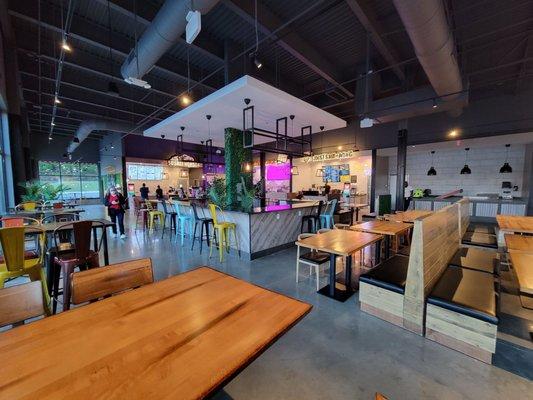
[140,183,150,200]
[105,186,127,238]
[155,185,164,200]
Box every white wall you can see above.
[388,144,527,197]
[293,154,372,195]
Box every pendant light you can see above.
[499,144,513,173]
[460,148,471,175]
[315,168,324,177]
[315,126,325,177]
[291,166,299,175]
[427,150,437,176]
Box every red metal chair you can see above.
[51,220,104,312]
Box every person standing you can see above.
[140,183,150,200]
[105,186,127,238]
[404,181,413,211]
[155,185,163,200]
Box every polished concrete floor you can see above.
[81,206,530,399]
[13,206,533,398]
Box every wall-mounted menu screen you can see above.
[322,164,350,182]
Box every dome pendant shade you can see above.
[460,164,471,175]
[427,166,437,176]
[499,162,513,173]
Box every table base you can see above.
[318,284,354,302]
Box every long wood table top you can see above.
[385,210,433,223]
[351,220,412,236]
[2,208,85,217]
[24,219,114,233]
[496,215,533,234]
[509,252,533,295]
[505,234,533,253]
[0,267,311,400]
[296,229,382,256]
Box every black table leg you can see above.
[329,253,336,297]
[345,254,352,290]
[375,239,381,264]
[384,235,391,259]
[102,227,109,265]
[92,227,98,253]
[318,253,354,302]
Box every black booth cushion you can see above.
[359,255,409,294]
[466,223,496,235]
[462,232,498,249]
[449,247,498,274]
[427,266,498,324]
[299,251,330,265]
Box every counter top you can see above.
[181,199,316,214]
[412,196,528,204]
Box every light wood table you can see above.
[496,215,533,234]
[351,220,412,259]
[505,234,533,253]
[509,252,533,299]
[385,210,433,223]
[296,230,382,301]
[0,267,311,400]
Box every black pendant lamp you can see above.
[500,144,513,173]
[427,150,437,176]
[460,148,471,175]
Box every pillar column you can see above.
[395,128,408,211]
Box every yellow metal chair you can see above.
[208,204,240,262]
[145,200,164,232]
[0,226,51,315]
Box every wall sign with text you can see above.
[304,150,355,163]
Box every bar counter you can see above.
[178,200,316,260]
[411,196,528,220]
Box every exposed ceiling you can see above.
[7,0,533,144]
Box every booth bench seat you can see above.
[425,265,498,364]
[359,256,409,326]
[448,247,499,275]
[466,223,496,235]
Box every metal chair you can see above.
[51,220,104,312]
[300,201,323,233]
[319,199,338,229]
[208,204,240,262]
[160,200,177,238]
[190,203,214,254]
[172,201,193,246]
[296,233,330,291]
[145,200,164,232]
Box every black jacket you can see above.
[104,193,127,215]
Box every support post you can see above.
[396,127,408,212]
[370,148,377,213]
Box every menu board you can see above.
[323,164,350,182]
[127,164,163,180]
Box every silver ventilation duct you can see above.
[67,120,141,154]
[392,0,463,101]
[120,0,221,82]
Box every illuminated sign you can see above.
[304,150,355,163]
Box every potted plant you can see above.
[18,181,69,209]
[207,176,227,208]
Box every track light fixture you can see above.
[432,98,438,109]
[499,144,513,173]
[254,56,262,69]
[61,40,72,52]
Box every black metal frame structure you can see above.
[242,104,312,157]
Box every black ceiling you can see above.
[8,0,533,141]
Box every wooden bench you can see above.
[458,198,498,249]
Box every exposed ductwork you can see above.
[120,0,221,83]
[67,119,141,153]
[392,0,463,101]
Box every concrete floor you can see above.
[22,206,533,398]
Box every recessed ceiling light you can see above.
[448,129,458,137]
[180,94,192,106]
[337,145,343,150]
[51,122,55,126]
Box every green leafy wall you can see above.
[224,128,252,207]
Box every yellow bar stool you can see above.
[0,226,51,315]
[208,204,240,262]
[145,200,164,232]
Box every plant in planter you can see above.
[238,176,255,211]
[18,181,69,204]
[207,176,227,208]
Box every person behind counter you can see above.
[155,185,163,200]
[140,183,150,200]
[323,180,331,195]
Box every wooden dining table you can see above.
[296,230,382,301]
[496,215,533,234]
[351,220,412,259]
[385,210,433,223]
[504,234,533,253]
[0,267,311,400]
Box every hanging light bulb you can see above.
[180,94,192,106]
[54,97,61,104]
[499,144,513,173]
[254,56,262,69]
[432,98,438,109]
[427,151,437,176]
[460,148,471,174]
[61,39,72,52]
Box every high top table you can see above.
[0,267,311,400]
[296,230,382,301]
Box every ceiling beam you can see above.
[222,0,353,97]
[9,9,218,92]
[344,0,406,81]
[20,71,177,115]
[90,0,224,63]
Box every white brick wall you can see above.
[389,144,526,197]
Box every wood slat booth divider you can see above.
[403,203,460,334]
[457,198,470,240]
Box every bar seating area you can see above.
[0,0,532,398]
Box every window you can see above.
[127,163,163,180]
[38,161,100,200]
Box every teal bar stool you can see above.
[172,201,193,246]
[319,199,338,229]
